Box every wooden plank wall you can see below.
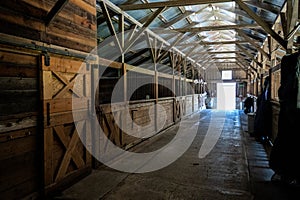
[0,0,97,53]
[0,49,41,199]
[0,0,97,198]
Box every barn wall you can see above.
[0,49,41,199]
[0,0,97,53]
[0,0,97,198]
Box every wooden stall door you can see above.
[41,55,92,195]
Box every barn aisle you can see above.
[53,109,253,200]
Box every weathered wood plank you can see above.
[0,176,39,200]
[0,64,37,78]
[43,98,88,114]
[0,116,37,134]
[0,77,37,90]
[0,0,97,52]
[0,51,38,68]
[0,100,38,116]
[54,125,85,169]
[55,121,83,182]
[44,128,54,186]
[42,71,53,100]
[41,55,86,73]
[45,110,88,127]
[0,151,38,193]
[0,134,37,161]
[85,120,92,165]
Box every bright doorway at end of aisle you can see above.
[217,83,236,110]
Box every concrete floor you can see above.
[53,109,300,200]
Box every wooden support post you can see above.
[122,63,127,102]
[183,59,187,96]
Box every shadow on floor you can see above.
[240,111,300,200]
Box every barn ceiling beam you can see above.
[174,24,259,32]
[176,45,200,67]
[211,57,238,59]
[235,0,287,50]
[120,0,233,10]
[235,61,250,74]
[217,6,253,21]
[195,51,242,54]
[236,29,270,59]
[157,34,185,63]
[162,11,194,28]
[45,0,69,26]
[124,48,149,62]
[100,0,225,69]
[200,40,249,45]
[176,40,250,48]
[123,6,167,53]
[236,43,262,68]
[244,0,280,15]
[236,57,257,72]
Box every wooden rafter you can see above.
[125,48,149,63]
[235,61,250,74]
[101,0,201,69]
[124,6,167,53]
[162,5,211,28]
[45,0,69,26]
[280,12,288,38]
[175,40,249,48]
[100,1,122,52]
[217,6,253,21]
[195,50,242,54]
[157,34,185,63]
[236,57,257,72]
[145,33,156,62]
[244,0,280,15]
[200,40,249,45]
[236,43,262,68]
[236,29,270,59]
[235,0,287,49]
[120,0,232,10]
[174,24,259,32]
[211,56,238,59]
[286,23,300,41]
[119,13,125,51]
[162,11,194,28]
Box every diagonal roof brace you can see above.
[235,0,287,50]
[45,0,69,26]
